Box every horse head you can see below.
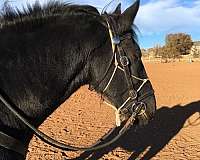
[89,0,156,126]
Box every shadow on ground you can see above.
[66,101,200,160]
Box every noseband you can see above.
[0,17,154,156]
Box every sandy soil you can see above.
[26,62,200,160]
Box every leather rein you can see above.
[0,18,154,156]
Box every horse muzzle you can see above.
[118,93,156,127]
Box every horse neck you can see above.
[0,26,91,123]
[0,16,108,159]
[0,17,107,155]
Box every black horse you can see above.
[0,0,156,159]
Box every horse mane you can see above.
[0,0,138,43]
[0,0,101,31]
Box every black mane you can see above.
[0,0,101,31]
[0,0,138,40]
[0,0,138,43]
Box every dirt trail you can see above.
[27,62,200,160]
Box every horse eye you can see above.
[133,55,139,61]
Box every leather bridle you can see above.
[90,16,152,126]
[0,17,154,156]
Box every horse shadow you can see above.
[65,101,200,160]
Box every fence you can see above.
[142,57,200,63]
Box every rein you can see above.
[0,92,147,154]
[0,18,153,156]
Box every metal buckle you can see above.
[135,102,147,116]
[129,90,137,99]
[112,36,120,45]
[120,56,129,67]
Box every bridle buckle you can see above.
[112,36,120,45]
[135,102,147,116]
[129,90,137,99]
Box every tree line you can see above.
[143,33,195,61]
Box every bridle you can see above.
[0,16,154,156]
[90,16,152,126]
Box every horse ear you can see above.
[120,0,140,30]
[113,3,121,14]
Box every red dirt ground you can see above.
[26,62,200,160]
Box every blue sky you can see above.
[0,0,200,48]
